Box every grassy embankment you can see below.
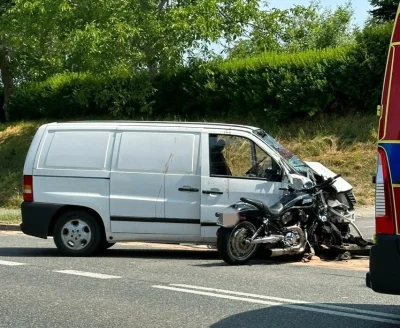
[0,114,378,224]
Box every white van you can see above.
[21,121,354,256]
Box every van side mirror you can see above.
[264,168,283,182]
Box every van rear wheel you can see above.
[53,211,101,256]
[97,241,116,253]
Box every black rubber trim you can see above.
[111,217,200,224]
[20,202,63,239]
[368,234,400,295]
[201,222,218,227]
[209,175,282,182]
[202,190,223,195]
[178,187,200,192]
[33,175,109,180]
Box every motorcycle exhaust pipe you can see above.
[252,235,283,244]
[269,226,306,258]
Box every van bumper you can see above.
[367,234,400,295]
[20,202,62,239]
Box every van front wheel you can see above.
[53,211,101,256]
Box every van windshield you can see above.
[253,129,311,175]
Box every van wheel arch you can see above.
[48,205,107,242]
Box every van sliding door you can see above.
[110,130,201,237]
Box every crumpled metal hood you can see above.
[305,161,353,193]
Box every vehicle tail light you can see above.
[375,147,395,234]
[23,175,33,202]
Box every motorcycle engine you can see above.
[281,212,292,225]
[298,209,308,222]
[283,231,301,247]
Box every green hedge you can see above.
[155,48,352,121]
[10,72,155,119]
[9,23,393,122]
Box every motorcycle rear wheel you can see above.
[217,221,258,265]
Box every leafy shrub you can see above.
[9,23,393,122]
[10,72,155,120]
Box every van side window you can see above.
[209,134,281,181]
[117,132,195,173]
[42,131,112,170]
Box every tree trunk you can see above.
[0,44,13,122]
[147,56,158,77]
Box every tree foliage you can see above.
[0,0,16,121]
[227,1,355,58]
[2,0,260,80]
[0,0,260,121]
[369,0,398,22]
[10,21,393,122]
[0,0,395,123]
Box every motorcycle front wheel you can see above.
[217,221,258,265]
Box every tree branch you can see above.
[158,0,169,11]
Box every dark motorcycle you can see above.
[216,175,372,265]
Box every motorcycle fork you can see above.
[317,190,328,214]
[307,220,320,252]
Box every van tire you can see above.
[53,211,101,257]
[103,242,115,249]
[97,241,116,253]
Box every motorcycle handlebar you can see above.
[279,186,295,192]
[307,174,341,192]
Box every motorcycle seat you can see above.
[240,197,284,218]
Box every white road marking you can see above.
[153,285,400,325]
[153,285,281,305]
[54,270,121,279]
[171,284,400,320]
[0,260,26,266]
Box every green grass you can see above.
[276,115,377,205]
[0,113,378,208]
[0,121,46,208]
[0,212,21,224]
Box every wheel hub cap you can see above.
[60,219,92,250]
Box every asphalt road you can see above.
[352,216,375,240]
[1,216,399,328]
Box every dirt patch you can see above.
[0,230,23,236]
[293,255,369,271]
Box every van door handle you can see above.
[202,190,223,195]
[178,187,200,192]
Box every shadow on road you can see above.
[0,247,60,257]
[0,246,306,264]
[0,246,221,260]
[211,304,400,328]
[0,246,368,267]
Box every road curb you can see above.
[0,224,21,231]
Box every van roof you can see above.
[48,120,261,133]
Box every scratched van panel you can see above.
[116,132,195,174]
[110,131,200,235]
